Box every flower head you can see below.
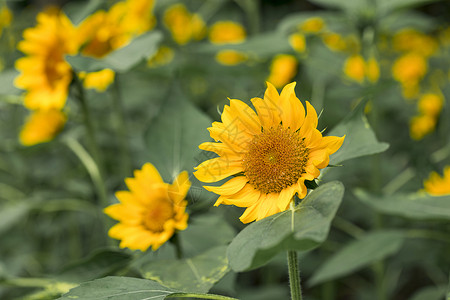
[344,55,365,83]
[0,4,13,37]
[424,166,450,195]
[15,9,78,110]
[418,93,444,116]
[209,21,246,45]
[289,33,306,53]
[299,17,325,33]
[104,163,190,251]
[393,29,438,57]
[78,69,115,92]
[215,50,248,66]
[267,54,298,89]
[194,82,344,223]
[409,114,436,140]
[19,109,67,146]
[163,4,206,45]
[392,53,427,85]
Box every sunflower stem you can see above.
[166,293,238,300]
[172,233,183,259]
[287,250,303,300]
[111,74,132,177]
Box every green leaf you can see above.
[178,214,236,257]
[0,202,30,235]
[328,101,389,165]
[409,285,447,300]
[144,84,212,180]
[64,0,105,25]
[66,31,162,73]
[307,0,370,15]
[355,190,450,220]
[141,246,230,293]
[309,230,406,286]
[56,249,132,283]
[375,0,441,17]
[58,276,178,300]
[0,69,21,95]
[227,181,344,272]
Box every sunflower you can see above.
[19,109,67,146]
[194,82,345,223]
[423,166,450,195]
[15,9,78,111]
[104,163,190,251]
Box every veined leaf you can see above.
[227,181,344,272]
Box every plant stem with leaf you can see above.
[287,250,303,300]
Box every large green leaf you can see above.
[328,101,389,165]
[227,181,344,272]
[307,0,371,15]
[144,84,212,181]
[141,246,229,293]
[58,276,178,300]
[66,31,162,73]
[355,190,450,220]
[309,230,406,286]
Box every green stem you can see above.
[171,233,183,259]
[166,293,238,300]
[287,250,303,300]
[73,74,103,175]
[111,74,132,177]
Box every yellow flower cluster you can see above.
[267,54,298,89]
[288,17,325,54]
[343,55,380,84]
[15,1,155,146]
[423,166,450,196]
[208,21,247,66]
[409,93,444,140]
[163,3,206,45]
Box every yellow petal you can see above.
[320,135,345,154]
[251,96,281,129]
[104,203,143,225]
[221,184,261,207]
[277,186,296,211]
[108,223,144,239]
[169,171,191,205]
[204,176,248,195]
[199,142,244,157]
[194,157,243,182]
[228,99,261,135]
[239,202,260,224]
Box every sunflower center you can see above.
[243,125,309,194]
[143,198,174,232]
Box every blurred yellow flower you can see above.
[215,50,248,66]
[344,55,365,83]
[392,53,427,86]
[300,17,325,33]
[366,57,380,83]
[105,163,190,251]
[194,82,344,223]
[289,33,306,53]
[401,82,420,100]
[267,54,298,89]
[163,4,206,45]
[393,29,438,57]
[19,109,67,146]
[147,46,175,67]
[409,114,435,140]
[424,166,450,195]
[418,93,444,116]
[15,9,78,111]
[321,32,347,51]
[0,4,12,37]
[119,0,155,35]
[209,21,246,44]
[78,69,115,92]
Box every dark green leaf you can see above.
[144,84,212,180]
[66,31,162,73]
[309,230,406,286]
[375,0,441,17]
[355,190,450,220]
[227,181,344,272]
[328,101,389,165]
[141,246,229,293]
[409,285,447,300]
[58,276,178,300]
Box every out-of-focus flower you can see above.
[418,93,444,116]
[0,4,12,37]
[147,46,175,67]
[78,0,155,58]
[209,21,246,45]
[163,4,206,45]
[409,114,436,140]
[424,166,450,195]
[321,32,347,51]
[366,56,380,83]
[19,109,67,146]
[392,53,427,86]
[289,33,306,53]
[393,29,438,57]
[194,82,344,223]
[267,54,298,89]
[104,163,190,251]
[299,17,325,34]
[78,69,115,92]
[215,50,248,66]
[15,9,78,111]
[344,55,365,83]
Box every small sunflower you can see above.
[194,82,345,223]
[423,166,450,195]
[19,109,67,146]
[105,163,190,251]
